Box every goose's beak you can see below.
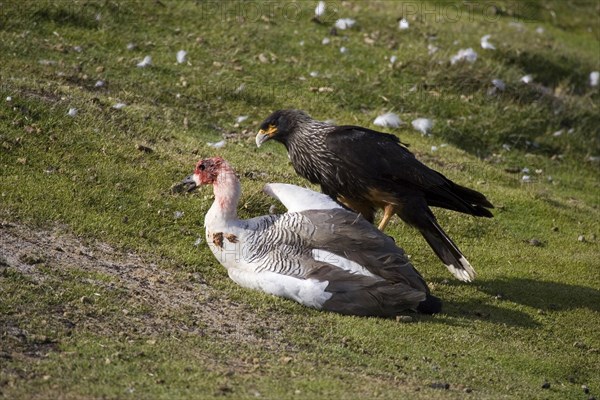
[172,174,197,193]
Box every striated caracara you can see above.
[256,109,494,282]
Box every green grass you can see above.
[1,1,599,399]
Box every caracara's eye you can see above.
[199,164,205,171]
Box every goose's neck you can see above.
[205,168,241,227]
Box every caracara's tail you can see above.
[419,214,476,282]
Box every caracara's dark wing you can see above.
[325,125,493,217]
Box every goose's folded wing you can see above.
[245,213,429,316]
[307,262,427,317]
[263,183,342,213]
[299,209,429,292]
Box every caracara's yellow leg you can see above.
[377,204,396,231]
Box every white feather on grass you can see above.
[335,18,355,30]
[176,50,187,64]
[412,118,434,135]
[236,115,248,123]
[590,71,599,87]
[521,75,533,84]
[492,79,506,91]
[480,35,496,50]
[399,18,409,30]
[67,108,78,117]
[373,112,402,128]
[137,56,152,68]
[207,140,226,149]
[322,37,330,45]
[315,1,326,17]
[450,48,477,64]
[112,103,126,110]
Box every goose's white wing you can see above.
[263,183,342,213]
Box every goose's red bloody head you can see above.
[194,157,225,185]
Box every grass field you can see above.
[1,1,599,399]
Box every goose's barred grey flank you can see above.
[178,157,441,317]
[256,109,494,282]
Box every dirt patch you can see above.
[0,222,287,349]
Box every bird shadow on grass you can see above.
[433,298,541,328]
[475,278,600,313]
[427,277,600,328]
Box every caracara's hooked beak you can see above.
[172,174,198,194]
[255,124,278,147]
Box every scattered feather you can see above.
[193,237,204,247]
[268,204,277,214]
[173,211,184,219]
[553,130,563,137]
[450,48,477,64]
[480,35,495,50]
[258,53,269,63]
[309,71,319,77]
[389,55,398,64]
[522,167,530,174]
[39,59,57,65]
[340,46,348,54]
[322,37,330,45]
[521,74,533,84]
[67,108,78,117]
[236,115,248,123]
[176,50,187,64]
[412,118,434,135]
[492,79,506,91]
[299,40,305,46]
[235,83,246,94]
[73,45,83,53]
[126,42,136,51]
[398,18,409,30]
[427,44,438,55]
[6,96,12,102]
[373,112,402,128]
[207,140,226,148]
[590,71,599,87]
[536,26,545,34]
[502,143,511,151]
[522,175,531,183]
[94,80,105,88]
[137,55,152,68]
[315,1,326,17]
[112,103,126,110]
[431,145,438,152]
[508,21,524,30]
[335,18,355,30]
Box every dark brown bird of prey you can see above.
[256,109,494,282]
